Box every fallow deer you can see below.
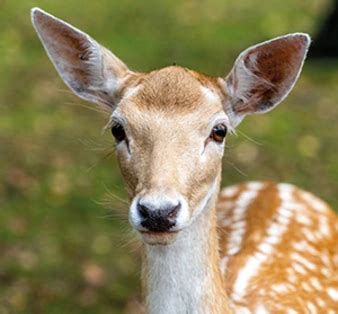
[31,8,338,314]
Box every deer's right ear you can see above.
[31,8,132,109]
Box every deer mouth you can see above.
[140,230,180,245]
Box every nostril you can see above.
[167,203,180,220]
[137,203,150,219]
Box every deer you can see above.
[31,8,338,314]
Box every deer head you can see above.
[32,8,310,246]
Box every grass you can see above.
[0,0,337,313]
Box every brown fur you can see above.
[133,66,217,113]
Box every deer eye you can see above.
[111,123,126,143]
[210,124,227,143]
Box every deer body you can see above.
[219,182,338,313]
[31,8,338,313]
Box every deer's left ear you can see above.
[224,33,311,127]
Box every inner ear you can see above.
[31,8,132,109]
[241,37,306,110]
[225,33,311,123]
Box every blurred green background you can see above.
[1,0,337,313]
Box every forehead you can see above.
[117,66,225,125]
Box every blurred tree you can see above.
[310,0,338,58]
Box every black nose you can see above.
[137,202,181,232]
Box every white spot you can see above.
[236,307,251,314]
[295,214,313,226]
[278,183,295,200]
[320,267,330,278]
[309,277,322,290]
[271,283,289,294]
[255,304,269,314]
[293,262,307,275]
[321,253,332,268]
[227,245,242,256]
[231,253,262,301]
[232,220,246,230]
[293,240,319,255]
[259,243,273,255]
[277,212,291,225]
[265,235,280,245]
[246,181,265,190]
[299,191,328,214]
[287,274,297,284]
[221,185,239,198]
[291,252,316,271]
[287,309,298,314]
[318,215,331,237]
[284,201,305,211]
[301,228,317,243]
[279,206,294,218]
[327,287,338,301]
[307,301,317,314]
[201,86,220,103]
[302,282,313,292]
[316,298,325,308]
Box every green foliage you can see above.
[0,1,337,313]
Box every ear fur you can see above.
[31,7,131,108]
[225,33,311,127]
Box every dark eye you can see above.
[210,124,227,143]
[111,123,126,142]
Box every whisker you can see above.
[96,210,125,220]
[236,129,263,146]
[120,232,142,252]
[223,157,247,177]
[78,138,113,151]
[98,193,126,208]
[102,183,128,204]
[63,96,112,116]
[81,145,115,173]
[224,142,238,150]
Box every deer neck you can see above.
[141,174,232,314]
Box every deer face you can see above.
[111,67,228,243]
[32,8,310,245]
